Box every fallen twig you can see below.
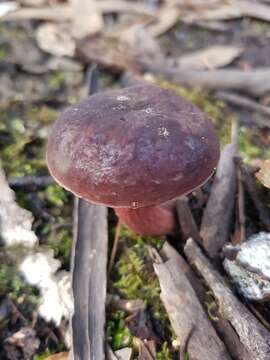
[200,120,238,258]
[150,243,231,360]
[3,1,154,22]
[184,238,270,360]
[215,91,270,128]
[108,221,121,274]
[141,62,270,97]
[8,175,54,190]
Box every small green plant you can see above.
[157,342,173,360]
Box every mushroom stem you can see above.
[114,202,177,236]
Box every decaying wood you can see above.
[184,238,270,360]
[237,158,270,232]
[175,197,202,244]
[151,242,231,360]
[140,62,270,97]
[134,338,156,360]
[200,121,238,258]
[71,199,108,360]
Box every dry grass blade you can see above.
[152,242,231,360]
[184,238,270,360]
[200,120,238,258]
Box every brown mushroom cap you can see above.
[46,84,219,208]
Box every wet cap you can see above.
[46,84,220,208]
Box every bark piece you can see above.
[151,242,231,360]
[185,238,270,360]
[176,197,202,244]
[71,200,108,360]
[200,122,238,258]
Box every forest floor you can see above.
[0,1,270,359]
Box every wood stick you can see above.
[151,242,231,360]
[169,239,251,360]
[184,238,270,360]
[200,121,238,258]
[108,221,121,274]
[141,61,270,97]
[215,91,270,124]
[8,175,54,190]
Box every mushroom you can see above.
[46,84,219,235]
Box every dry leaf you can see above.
[4,327,40,360]
[36,23,75,57]
[71,0,104,39]
[178,45,243,70]
[45,352,69,360]
[256,159,270,188]
[147,5,181,37]
[76,34,140,73]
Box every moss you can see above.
[239,126,270,163]
[0,246,40,317]
[110,226,173,351]
[48,71,66,91]
[107,310,132,350]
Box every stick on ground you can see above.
[151,242,231,360]
[184,238,270,360]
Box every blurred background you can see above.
[0,0,270,359]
